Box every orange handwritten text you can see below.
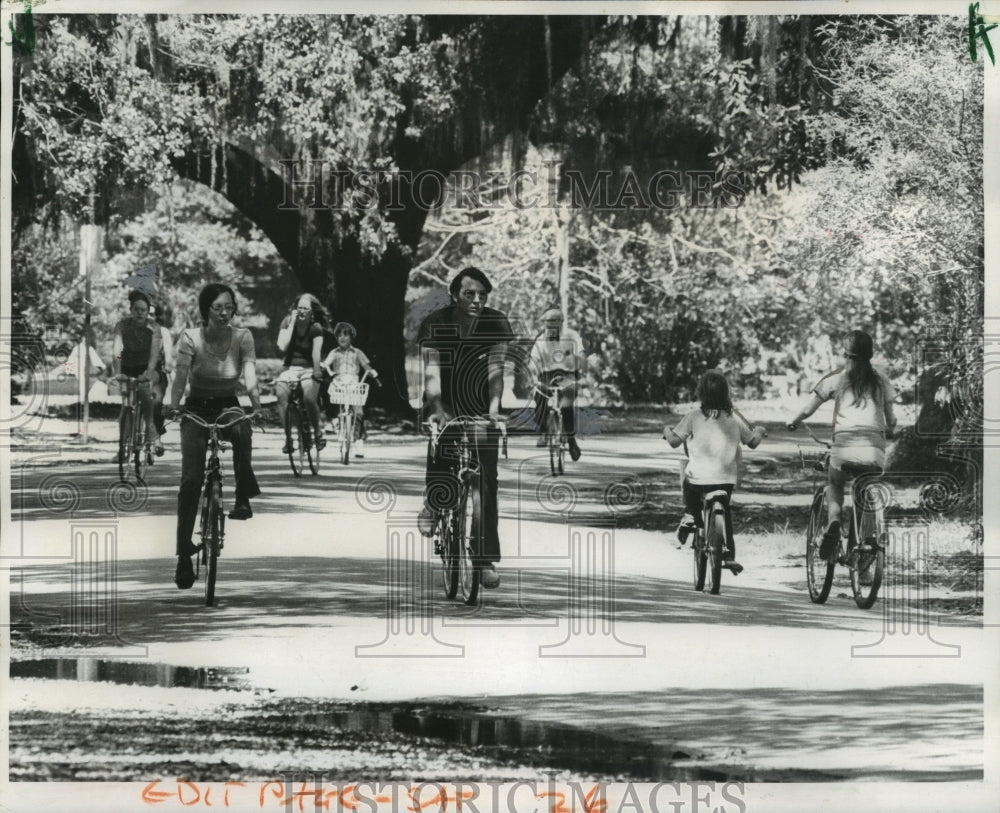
[538,784,608,813]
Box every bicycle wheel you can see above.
[548,411,561,476]
[806,490,836,604]
[441,510,460,600]
[285,406,305,476]
[850,494,885,610]
[118,408,134,483]
[705,504,725,595]
[458,483,482,605]
[204,481,222,607]
[306,408,320,475]
[340,411,352,465]
[693,530,707,591]
[133,425,150,483]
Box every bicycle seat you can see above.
[704,489,730,504]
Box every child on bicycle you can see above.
[664,369,767,575]
[321,322,379,456]
[787,330,897,560]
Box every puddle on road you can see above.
[10,658,253,691]
[281,704,720,780]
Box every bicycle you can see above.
[532,379,568,476]
[177,407,255,607]
[328,370,378,465]
[691,488,732,595]
[799,426,888,609]
[116,376,154,483]
[284,377,320,477]
[428,415,508,605]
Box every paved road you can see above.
[6,426,986,783]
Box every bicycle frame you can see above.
[428,415,507,605]
[117,376,152,483]
[532,380,568,475]
[799,428,887,609]
[692,489,729,595]
[179,408,253,606]
[284,376,319,476]
[330,369,374,465]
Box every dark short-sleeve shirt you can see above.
[116,318,155,370]
[284,320,324,368]
[418,304,514,416]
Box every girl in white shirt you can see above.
[665,370,767,573]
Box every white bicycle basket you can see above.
[328,381,369,406]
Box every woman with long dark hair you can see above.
[787,330,898,560]
[275,293,330,454]
[166,283,261,589]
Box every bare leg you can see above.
[826,466,848,529]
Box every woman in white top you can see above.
[787,330,897,560]
[167,283,261,590]
[665,370,767,574]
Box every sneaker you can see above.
[354,438,365,458]
[154,443,165,457]
[228,501,253,521]
[676,514,697,546]
[724,560,745,576]
[282,439,292,455]
[536,436,547,448]
[568,436,581,462]
[315,436,327,451]
[174,556,195,590]
[481,564,501,589]
[417,506,438,537]
[819,520,841,561]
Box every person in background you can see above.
[275,294,330,454]
[664,369,767,575]
[112,289,163,456]
[787,330,897,560]
[150,302,175,438]
[322,322,379,457]
[530,307,585,461]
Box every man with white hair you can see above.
[530,307,584,461]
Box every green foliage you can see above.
[12,181,292,361]
[411,14,982,413]
[15,15,465,257]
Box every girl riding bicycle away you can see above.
[664,369,767,574]
[112,289,163,457]
[167,283,262,590]
[276,294,330,455]
[787,330,897,560]
[322,322,378,456]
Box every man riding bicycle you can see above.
[530,308,584,461]
[417,267,513,589]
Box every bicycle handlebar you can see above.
[530,382,564,400]
[427,415,508,459]
[792,421,831,449]
[176,408,255,431]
